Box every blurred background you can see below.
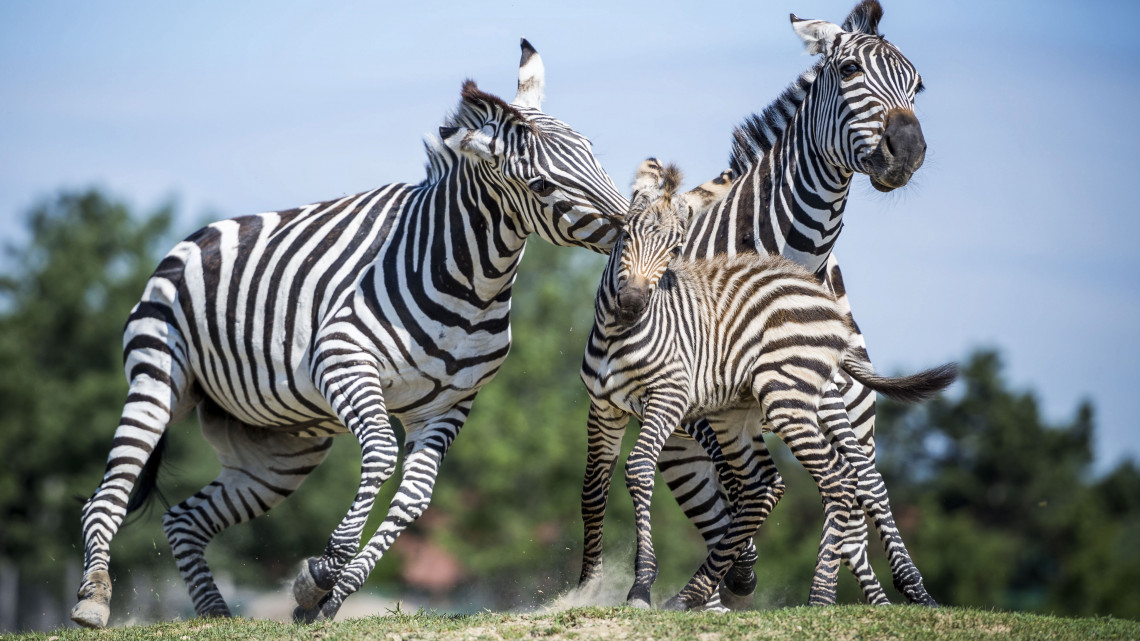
[2,0,1138,632]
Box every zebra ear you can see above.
[841,0,882,36]
[511,38,545,111]
[459,80,529,130]
[631,158,666,198]
[680,168,733,214]
[790,15,844,56]
[440,125,501,163]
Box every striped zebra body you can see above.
[71,40,627,628]
[652,0,936,606]
[579,160,954,610]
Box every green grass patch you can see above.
[10,606,1139,641]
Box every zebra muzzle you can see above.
[616,283,649,325]
[866,108,926,192]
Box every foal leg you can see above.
[623,397,686,608]
[579,401,630,597]
[761,384,857,606]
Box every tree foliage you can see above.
[873,351,1140,617]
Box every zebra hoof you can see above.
[625,584,652,609]
[71,599,110,629]
[719,585,755,611]
[661,595,690,611]
[293,559,333,610]
[894,576,938,606]
[625,597,652,609]
[907,590,938,607]
[720,567,756,611]
[71,570,112,628]
[292,605,323,624]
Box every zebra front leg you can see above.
[164,403,332,617]
[579,401,630,599]
[310,413,467,622]
[817,385,889,605]
[663,424,785,611]
[72,339,196,629]
[293,363,399,615]
[623,398,685,608]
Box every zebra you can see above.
[650,0,936,607]
[579,159,955,610]
[69,39,629,628]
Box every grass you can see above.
[8,606,1139,641]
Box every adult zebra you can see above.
[579,158,954,610]
[70,39,627,628]
[652,0,936,606]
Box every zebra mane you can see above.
[728,61,821,176]
[423,80,536,185]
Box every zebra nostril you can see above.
[883,131,896,158]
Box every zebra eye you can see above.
[529,178,556,197]
[840,62,861,78]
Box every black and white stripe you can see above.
[70,39,627,628]
[652,0,937,606]
[578,160,954,610]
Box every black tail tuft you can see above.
[125,432,169,519]
[844,359,958,404]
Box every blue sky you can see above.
[2,1,1138,471]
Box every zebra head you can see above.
[792,0,926,192]
[438,39,626,254]
[613,159,688,325]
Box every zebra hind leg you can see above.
[851,450,936,605]
[162,401,333,617]
[831,376,936,605]
[71,330,196,629]
[817,385,890,605]
[662,424,784,611]
[658,425,760,611]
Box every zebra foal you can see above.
[579,159,955,610]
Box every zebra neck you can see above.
[760,119,853,275]
[399,168,530,305]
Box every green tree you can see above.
[874,350,1140,617]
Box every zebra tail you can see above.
[124,432,169,517]
[842,347,958,404]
